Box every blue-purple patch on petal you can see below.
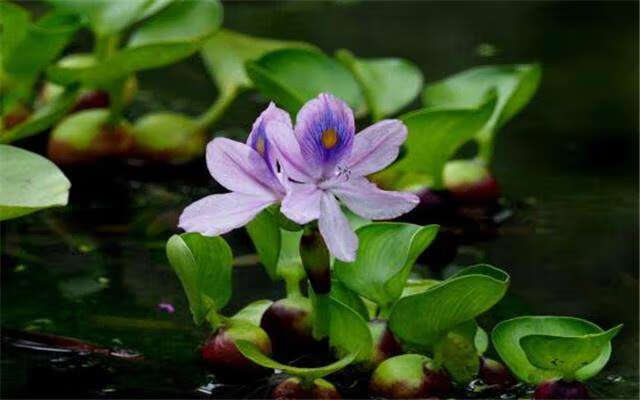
[247,102,292,171]
[294,93,355,177]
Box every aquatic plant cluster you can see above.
[0,1,624,399]
[168,93,623,399]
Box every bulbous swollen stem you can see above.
[299,227,332,340]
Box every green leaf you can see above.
[46,0,222,86]
[373,97,496,190]
[329,298,373,362]
[0,145,70,221]
[0,2,30,62]
[423,64,541,162]
[521,325,622,378]
[389,264,509,350]
[335,49,423,121]
[232,299,273,326]
[46,0,153,36]
[166,233,232,325]
[434,321,480,383]
[329,279,370,321]
[246,48,365,115]
[128,0,222,47]
[201,29,315,96]
[246,209,281,280]
[334,223,439,309]
[1,86,78,144]
[235,340,356,381]
[492,316,620,383]
[401,278,441,298]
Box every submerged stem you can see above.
[195,87,240,130]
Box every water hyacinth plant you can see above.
[166,93,623,399]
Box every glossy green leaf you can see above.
[1,5,80,103]
[491,316,619,384]
[389,264,509,350]
[232,299,273,326]
[492,316,617,384]
[166,233,232,324]
[423,64,541,162]
[246,48,365,115]
[0,145,70,220]
[475,326,489,355]
[334,223,439,309]
[329,279,369,321]
[246,209,305,283]
[336,49,423,121]
[434,321,480,383]
[201,29,315,96]
[1,87,78,144]
[373,97,495,190]
[128,0,222,47]
[329,298,373,362]
[401,278,441,298]
[47,0,221,86]
[235,339,356,380]
[46,0,152,35]
[521,325,622,378]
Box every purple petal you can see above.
[329,176,419,220]
[247,102,292,172]
[266,120,319,182]
[179,192,275,236]
[280,182,322,224]
[347,119,408,176]
[295,93,355,178]
[206,138,285,198]
[318,192,358,262]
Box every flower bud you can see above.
[131,112,206,164]
[299,230,331,294]
[272,377,340,399]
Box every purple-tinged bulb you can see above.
[443,160,501,205]
[364,319,403,370]
[478,357,517,388]
[369,354,451,399]
[534,379,590,399]
[260,297,317,358]
[272,377,340,399]
[201,323,272,382]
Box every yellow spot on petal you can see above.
[256,138,266,155]
[321,129,338,149]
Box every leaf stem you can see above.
[283,265,303,298]
[205,307,225,330]
[311,292,331,340]
[195,87,240,131]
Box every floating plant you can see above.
[492,316,623,398]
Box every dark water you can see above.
[2,1,638,398]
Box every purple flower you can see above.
[179,103,290,236]
[267,93,419,262]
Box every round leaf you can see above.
[492,316,619,383]
[46,0,222,86]
[373,97,495,190]
[336,49,423,121]
[329,298,373,362]
[232,299,273,326]
[521,325,622,378]
[201,29,315,95]
[389,264,510,350]
[423,64,541,162]
[166,233,232,325]
[0,145,70,220]
[246,48,365,115]
[334,223,439,308]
